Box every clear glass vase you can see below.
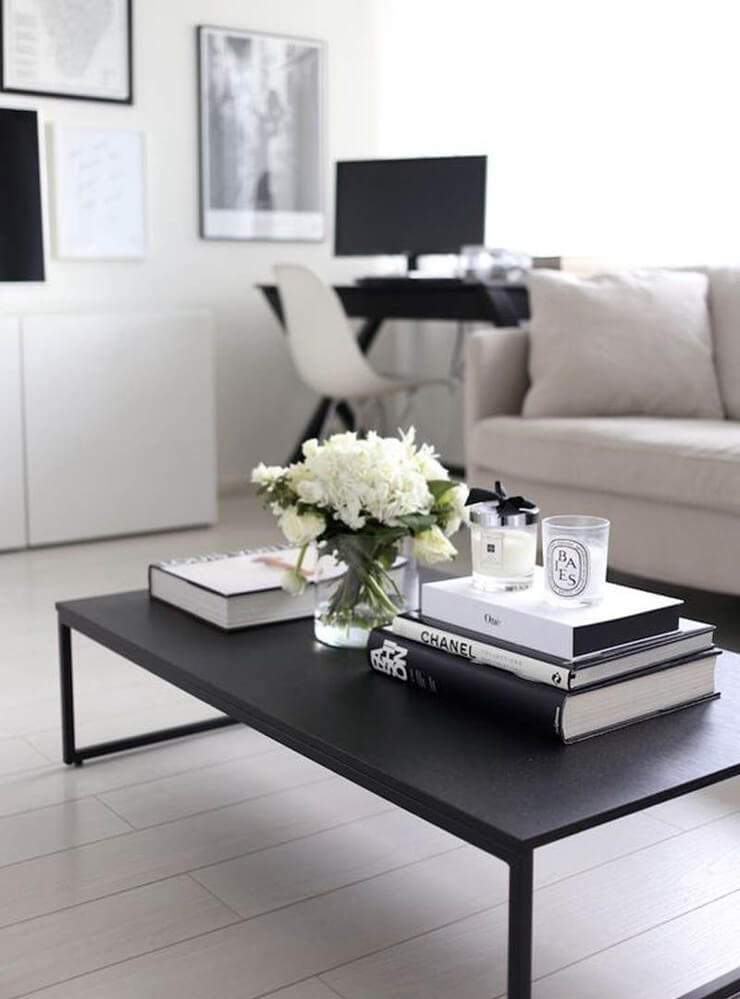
[314,534,419,649]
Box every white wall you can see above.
[376,0,740,264]
[0,0,382,490]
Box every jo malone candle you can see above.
[467,481,539,591]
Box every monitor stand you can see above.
[355,252,465,286]
[404,252,420,274]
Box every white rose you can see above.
[295,477,326,506]
[417,450,448,482]
[412,525,457,565]
[278,507,326,546]
[250,462,286,486]
[441,482,469,536]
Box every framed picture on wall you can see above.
[198,25,325,242]
[0,0,133,103]
[52,125,146,259]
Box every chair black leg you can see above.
[335,400,355,430]
[507,849,534,999]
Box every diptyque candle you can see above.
[467,481,539,592]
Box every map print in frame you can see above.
[1,0,132,103]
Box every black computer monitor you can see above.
[334,155,486,271]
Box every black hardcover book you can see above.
[367,630,719,743]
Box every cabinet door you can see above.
[0,318,26,550]
[23,311,217,545]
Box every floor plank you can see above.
[192,808,461,917]
[644,773,740,831]
[0,737,49,778]
[0,725,274,818]
[322,811,740,999]
[533,890,740,999]
[0,796,129,867]
[9,848,512,999]
[263,981,345,999]
[0,874,237,999]
[0,778,389,928]
[99,747,332,828]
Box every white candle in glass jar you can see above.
[470,521,538,591]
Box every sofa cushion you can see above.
[471,415,740,516]
[707,267,740,420]
[522,269,725,420]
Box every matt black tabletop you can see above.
[57,591,740,854]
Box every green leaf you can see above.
[397,512,436,532]
[428,479,456,502]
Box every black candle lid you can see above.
[466,481,539,527]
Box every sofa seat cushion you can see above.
[471,416,740,516]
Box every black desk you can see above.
[57,591,740,999]
[258,280,529,463]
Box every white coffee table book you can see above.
[421,568,683,659]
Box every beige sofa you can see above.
[464,271,740,596]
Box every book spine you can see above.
[368,630,566,739]
[421,583,573,657]
[391,617,573,690]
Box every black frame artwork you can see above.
[0,107,44,281]
[198,24,325,242]
[0,0,133,104]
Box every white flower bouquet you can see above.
[252,429,467,647]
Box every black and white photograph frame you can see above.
[198,25,325,242]
[0,0,133,104]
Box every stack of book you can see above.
[367,568,720,742]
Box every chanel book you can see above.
[367,630,719,743]
[149,546,342,630]
[421,569,683,659]
[391,613,715,690]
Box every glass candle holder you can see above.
[469,503,539,591]
[542,515,610,606]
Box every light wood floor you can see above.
[1,495,738,999]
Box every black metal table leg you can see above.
[507,849,534,999]
[57,618,240,766]
[59,621,79,765]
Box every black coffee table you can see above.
[56,591,740,999]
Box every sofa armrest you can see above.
[464,326,529,423]
[464,326,530,477]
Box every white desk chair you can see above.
[274,264,447,435]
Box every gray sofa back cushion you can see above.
[522,269,724,420]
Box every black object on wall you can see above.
[0,107,44,281]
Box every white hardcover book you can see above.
[421,569,683,659]
[149,546,342,629]
[391,614,714,690]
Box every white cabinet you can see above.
[0,319,26,551]
[19,310,217,546]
